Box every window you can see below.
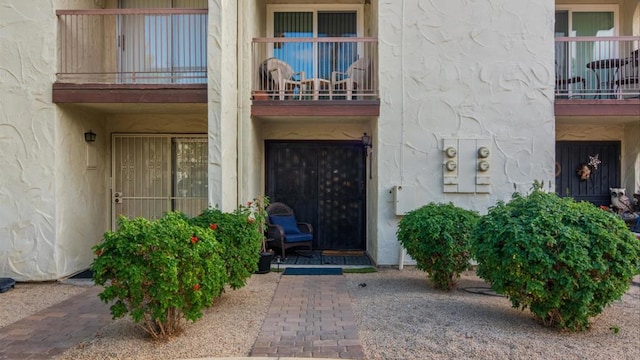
[267,5,363,80]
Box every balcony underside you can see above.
[251,100,380,117]
[52,83,207,103]
[555,99,640,117]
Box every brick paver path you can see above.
[250,274,365,359]
[0,286,112,360]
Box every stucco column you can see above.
[208,0,239,212]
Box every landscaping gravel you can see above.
[1,268,638,359]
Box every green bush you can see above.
[91,212,227,339]
[189,202,262,289]
[473,189,640,331]
[397,202,480,290]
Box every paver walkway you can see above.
[0,273,365,359]
[0,286,112,359]
[250,274,365,359]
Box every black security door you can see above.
[555,141,621,206]
[266,141,366,250]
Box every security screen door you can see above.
[555,141,620,206]
[265,141,366,250]
[112,135,207,228]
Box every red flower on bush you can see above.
[248,218,255,224]
[94,249,103,257]
[247,201,252,206]
[209,223,218,230]
[193,284,200,291]
[191,236,198,244]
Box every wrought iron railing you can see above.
[555,36,639,99]
[252,37,378,101]
[56,8,207,84]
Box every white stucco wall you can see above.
[55,107,108,278]
[0,2,58,281]
[208,0,239,211]
[374,0,556,265]
[0,1,111,280]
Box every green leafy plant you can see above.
[189,197,265,289]
[473,189,640,331]
[397,202,480,290]
[91,212,226,339]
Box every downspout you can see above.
[398,0,407,269]
[400,0,406,186]
[236,0,243,205]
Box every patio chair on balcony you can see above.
[331,57,370,100]
[613,49,639,99]
[266,202,313,258]
[555,60,585,98]
[259,58,307,100]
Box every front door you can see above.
[265,141,366,250]
[112,134,207,228]
[555,140,621,206]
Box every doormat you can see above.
[69,269,94,279]
[322,250,365,256]
[282,267,343,276]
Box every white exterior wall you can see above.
[0,2,57,281]
[0,1,108,281]
[375,0,556,265]
[208,0,238,211]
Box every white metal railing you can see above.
[252,37,378,101]
[56,9,207,84]
[555,36,640,99]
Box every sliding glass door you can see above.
[555,6,618,95]
[270,6,361,81]
[118,0,207,83]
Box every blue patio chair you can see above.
[266,202,313,258]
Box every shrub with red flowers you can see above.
[91,212,226,339]
[189,197,266,289]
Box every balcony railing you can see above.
[56,8,207,84]
[555,36,639,99]
[252,37,378,101]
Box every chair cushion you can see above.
[284,233,313,243]
[270,215,301,234]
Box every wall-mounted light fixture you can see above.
[361,132,372,150]
[362,133,373,179]
[84,130,96,143]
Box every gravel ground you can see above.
[1,268,638,359]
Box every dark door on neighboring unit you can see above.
[555,141,621,206]
[266,141,366,250]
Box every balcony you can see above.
[251,37,379,117]
[53,8,208,104]
[555,36,640,117]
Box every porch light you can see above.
[84,130,96,143]
[362,133,373,180]
[361,133,372,149]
